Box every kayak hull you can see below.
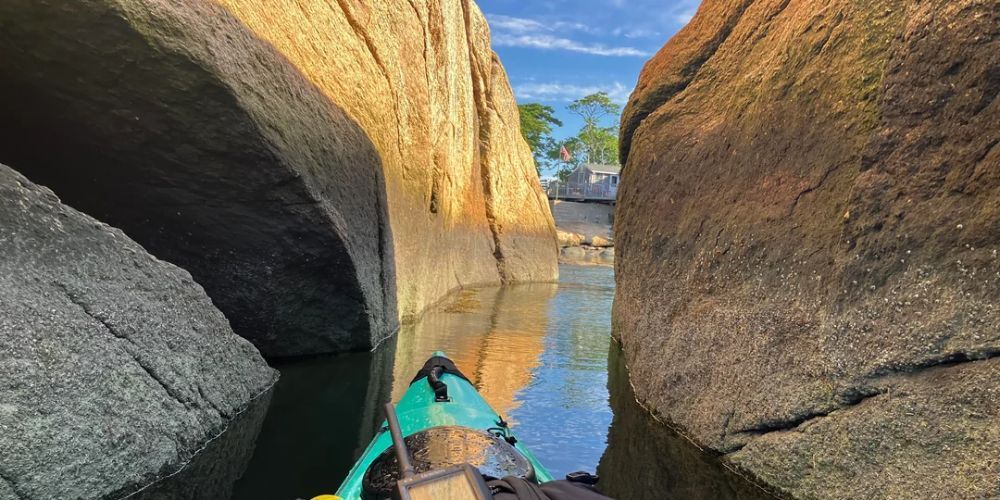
[335,354,553,499]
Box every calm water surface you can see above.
[139,264,769,499]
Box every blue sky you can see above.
[479,0,701,163]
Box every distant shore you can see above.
[551,200,614,266]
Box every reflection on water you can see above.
[597,345,773,500]
[226,348,395,499]
[389,283,558,420]
[496,266,616,476]
[125,390,272,500]
[144,264,767,499]
[388,265,616,478]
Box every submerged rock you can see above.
[0,0,557,355]
[0,164,276,499]
[560,246,588,261]
[616,0,999,498]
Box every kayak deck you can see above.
[335,354,553,499]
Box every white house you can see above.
[548,164,620,202]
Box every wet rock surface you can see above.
[0,164,276,499]
[615,0,999,498]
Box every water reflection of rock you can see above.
[226,347,396,499]
[391,283,558,420]
[597,345,773,500]
[124,390,273,500]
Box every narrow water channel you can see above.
[134,264,768,500]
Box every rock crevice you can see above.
[54,282,202,412]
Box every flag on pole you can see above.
[559,144,572,162]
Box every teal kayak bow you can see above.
[331,352,554,499]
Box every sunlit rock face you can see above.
[615,0,999,498]
[0,164,277,499]
[0,0,557,356]
[209,0,559,318]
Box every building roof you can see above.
[582,163,621,175]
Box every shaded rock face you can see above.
[0,0,557,356]
[0,164,277,499]
[0,0,394,357]
[615,0,999,498]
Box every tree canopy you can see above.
[567,92,621,167]
[567,92,621,127]
[518,103,562,175]
[517,91,621,180]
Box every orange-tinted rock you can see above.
[0,0,557,355]
[616,0,999,497]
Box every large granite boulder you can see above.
[0,0,557,356]
[615,0,999,497]
[0,164,277,498]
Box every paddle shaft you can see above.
[385,403,416,479]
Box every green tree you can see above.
[518,103,562,175]
[577,125,619,165]
[567,92,621,164]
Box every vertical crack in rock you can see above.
[373,159,397,347]
[406,0,443,217]
[461,0,508,282]
[333,0,407,159]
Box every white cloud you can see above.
[492,33,649,57]
[612,27,664,39]
[514,81,632,103]
[486,13,650,57]
[486,14,547,33]
[486,14,600,34]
